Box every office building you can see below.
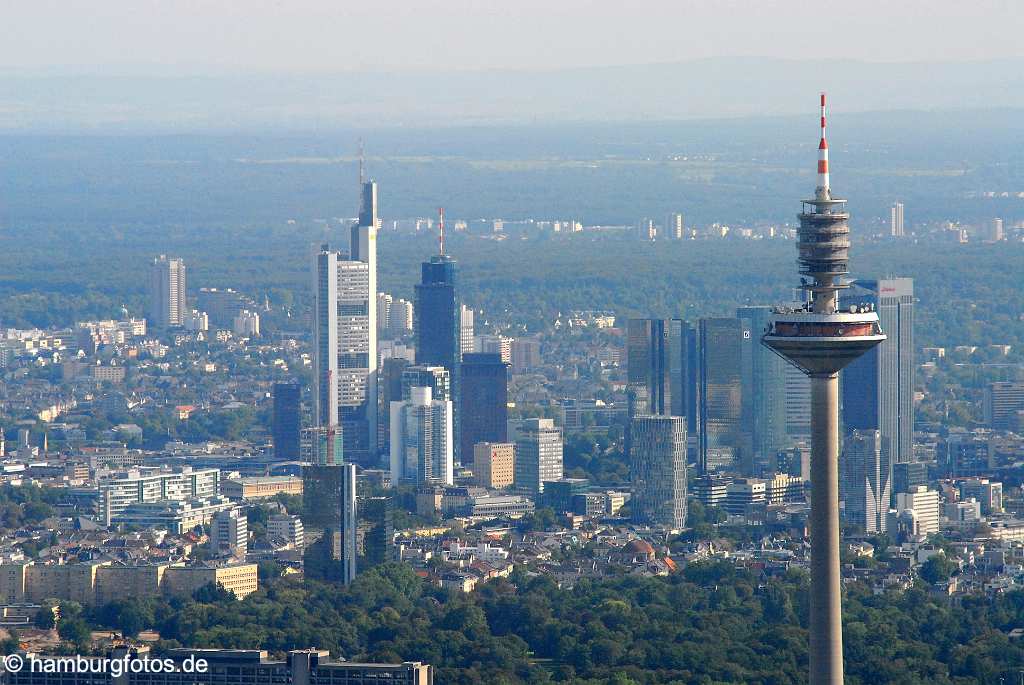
[892,461,928,496]
[738,306,789,474]
[510,337,542,372]
[841,278,914,465]
[339,463,357,585]
[460,305,475,355]
[149,255,187,328]
[377,292,392,335]
[302,464,343,529]
[415,256,460,373]
[629,415,686,529]
[959,478,1003,515]
[784,363,812,443]
[627,319,672,416]
[691,474,730,508]
[361,496,394,567]
[91,467,220,526]
[272,382,301,461]
[389,298,414,337]
[209,507,248,558]
[196,288,256,328]
[894,486,940,537]
[722,479,767,516]
[378,358,411,453]
[668,212,685,239]
[476,334,512,364]
[390,386,454,485]
[669,319,699,436]
[268,514,304,549]
[890,202,904,237]
[761,94,887,685]
[990,217,1004,242]
[840,430,889,533]
[778,443,811,481]
[984,381,1024,429]
[459,353,509,463]
[3,647,433,685]
[402,365,450,402]
[542,478,590,514]
[698,317,745,472]
[514,418,563,494]
[473,442,515,489]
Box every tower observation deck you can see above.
[761,94,885,685]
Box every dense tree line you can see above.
[76,562,1024,684]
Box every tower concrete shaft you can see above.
[809,374,842,684]
[762,93,885,685]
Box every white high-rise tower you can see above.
[149,255,187,328]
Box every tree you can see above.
[919,554,958,584]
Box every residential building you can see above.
[149,255,187,328]
[629,415,686,529]
[390,386,454,485]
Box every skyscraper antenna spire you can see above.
[817,92,830,199]
[358,138,365,186]
[438,207,445,256]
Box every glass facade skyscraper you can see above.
[459,353,509,464]
[272,382,301,461]
[627,319,672,416]
[737,306,789,474]
[841,278,914,464]
[698,317,744,473]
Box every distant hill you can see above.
[2,57,1024,131]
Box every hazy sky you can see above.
[3,0,1022,73]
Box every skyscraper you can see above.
[629,415,687,529]
[389,386,453,485]
[890,202,904,237]
[627,319,672,416]
[840,429,889,533]
[401,365,450,402]
[698,317,744,473]
[738,306,789,474]
[415,256,460,372]
[514,418,563,494]
[460,305,475,356]
[272,382,301,461]
[668,212,685,239]
[361,495,394,567]
[415,249,461,461]
[841,278,914,465]
[459,353,509,464]
[149,255,187,328]
[310,178,378,467]
[762,93,886,685]
[670,319,700,438]
[377,357,411,454]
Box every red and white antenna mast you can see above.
[816,92,830,198]
[438,207,446,256]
